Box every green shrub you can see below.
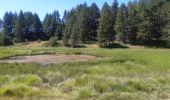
[0,33,13,46]
[49,36,58,47]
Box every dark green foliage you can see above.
[24,12,34,40]
[98,2,115,48]
[162,2,170,47]
[32,13,44,40]
[136,0,168,46]
[55,25,63,40]
[88,3,100,41]
[0,0,169,48]
[126,1,139,44]
[114,0,168,47]
[0,19,3,32]
[70,22,80,47]
[3,12,14,35]
[63,3,100,46]
[49,36,58,47]
[77,4,89,43]
[14,10,26,43]
[0,33,13,46]
[62,10,69,24]
[43,11,62,40]
[115,3,128,43]
[43,14,54,38]
[63,8,76,46]
[112,0,119,25]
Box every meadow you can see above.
[0,43,170,100]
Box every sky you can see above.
[0,0,130,20]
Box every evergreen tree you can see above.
[115,3,128,43]
[70,22,79,47]
[63,8,76,46]
[62,10,69,24]
[61,10,69,40]
[161,1,170,47]
[53,10,61,24]
[55,25,62,40]
[98,2,115,48]
[3,12,14,35]
[33,13,43,40]
[77,6,89,43]
[136,0,149,44]
[24,12,34,40]
[112,0,118,25]
[43,14,53,38]
[137,0,167,46]
[14,10,26,42]
[88,3,100,41]
[126,1,139,44]
[112,0,119,42]
[0,19,3,32]
[0,1,168,48]
[43,11,61,39]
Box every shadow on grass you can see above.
[63,44,86,48]
[111,43,129,48]
[102,43,129,49]
[64,43,128,48]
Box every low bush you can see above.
[37,39,41,43]
[0,33,13,46]
[48,36,58,47]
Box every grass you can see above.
[0,44,170,99]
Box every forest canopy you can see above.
[0,0,169,48]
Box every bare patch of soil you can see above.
[0,54,96,65]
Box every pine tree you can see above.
[0,19,3,32]
[53,10,61,24]
[63,8,76,46]
[14,10,26,42]
[43,11,61,39]
[55,25,62,40]
[136,0,149,44]
[62,10,69,24]
[115,3,128,43]
[88,3,100,41]
[127,1,139,44]
[98,2,115,48]
[77,6,89,43]
[112,0,118,25]
[161,1,170,47]
[24,12,34,40]
[51,15,57,36]
[70,22,79,47]
[33,13,43,40]
[61,10,69,40]
[3,12,14,35]
[43,14,53,38]
[137,0,167,46]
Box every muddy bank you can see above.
[0,54,96,65]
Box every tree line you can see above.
[0,0,169,48]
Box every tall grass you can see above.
[0,46,170,99]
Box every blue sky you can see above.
[0,0,130,20]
